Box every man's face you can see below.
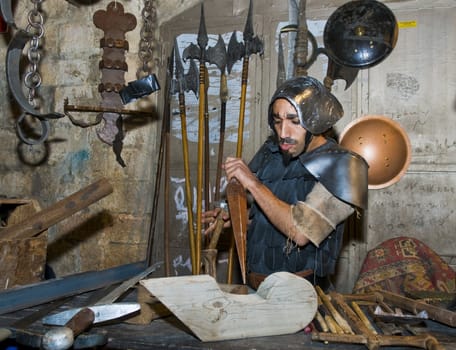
[271,98,308,158]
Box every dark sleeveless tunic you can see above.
[247,137,367,277]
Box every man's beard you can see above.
[282,151,294,166]
[279,136,298,166]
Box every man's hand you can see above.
[223,157,259,191]
[201,207,231,236]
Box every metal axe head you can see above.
[182,42,200,62]
[243,0,264,57]
[226,31,244,74]
[326,58,359,90]
[206,34,227,72]
[184,58,199,97]
[182,3,208,62]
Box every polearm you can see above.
[146,55,172,269]
[293,0,309,77]
[164,54,172,276]
[171,39,199,274]
[183,4,209,275]
[207,34,228,201]
[226,0,264,284]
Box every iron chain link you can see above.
[24,0,44,109]
[137,0,158,78]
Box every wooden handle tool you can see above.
[42,308,95,350]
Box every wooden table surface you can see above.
[1,289,456,350]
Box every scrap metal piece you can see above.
[119,74,160,104]
[0,261,147,315]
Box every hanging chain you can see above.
[24,0,45,110]
[137,0,158,78]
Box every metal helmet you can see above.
[268,76,344,135]
[339,115,411,189]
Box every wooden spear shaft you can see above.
[164,92,171,276]
[195,59,206,275]
[214,72,228,202]
[178,90,197,273]
[235,57,249,158]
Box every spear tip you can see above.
[243,0,254,41]
[197,3,208,49]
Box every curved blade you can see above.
[41,302,140,326]
[0,0,16,27]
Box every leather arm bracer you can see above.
[291,182,354,246]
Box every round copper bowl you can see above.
[339,115,411,189]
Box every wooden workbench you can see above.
[1,288,455,350]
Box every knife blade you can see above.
[41,261,162,350]
[41,302,140,326]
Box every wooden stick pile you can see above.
[311,287,451,350]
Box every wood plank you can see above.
[141,271,317,341]
[0,178,113,242]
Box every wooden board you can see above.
[141,272,318,342]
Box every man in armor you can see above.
[203,76,368,290]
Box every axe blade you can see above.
[184,58,199,97]
[207,34,227,72]
[182,42,201,62]
[226,31,244,74]
[246,35,264,57]
[326,58,359,90]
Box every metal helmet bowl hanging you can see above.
[339,115,411,189]
[323,0,398,68]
